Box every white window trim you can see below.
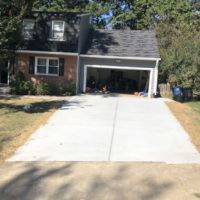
[35,57,59,76]
[51,20,65,41]
[23,19,35,39]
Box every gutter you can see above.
[80,54,161,61]
[16,50,78,56]
[76,54,80,94]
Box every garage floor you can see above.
[8,94,200,164]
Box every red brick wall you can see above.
[16,53,77,87]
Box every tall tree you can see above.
[33,0,89,12]
[0,0,34,59]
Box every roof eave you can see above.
[16,50,78,56]
[80,54,161,61]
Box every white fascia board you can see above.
[80,54,161,61]
[85,64,153,71]
[16,50,78,56]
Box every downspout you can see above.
[148,69,153,98]
[76,53,80,94]
[76,17,81,95]
[7,60,10,85]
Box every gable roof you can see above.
[85,29,160,58]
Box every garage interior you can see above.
[86,67,150,95]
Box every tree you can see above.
[153,0,200,90]
[0,0,34,60]
[85,1,113,28]
[33,0,89,12]
[160,33,200,89]
[33,0,110,28]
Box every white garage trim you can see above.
[153,59,159,94]
[80,54,161,61]
[83,64,154,98]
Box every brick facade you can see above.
[16,53,77,87]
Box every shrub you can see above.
[63,81,76,96]
[46,82,76,96]
[10,71,76,96]
[48,83,62,96]
[11,71,35,95]
[36,81,50,95]
[23,81,36,95]
[10,70,25,94]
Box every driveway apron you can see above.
[8,94,200,164]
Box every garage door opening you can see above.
[84,66,152,96]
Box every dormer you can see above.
[20,12,91,53]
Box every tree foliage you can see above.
[33,0,89,12]
[153,1,200,90]
[160,34,200,89]
[0,0,34,59]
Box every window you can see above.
[35,57,59,76]
[37,58,47,74]
[49,59,59,74]
[52,21,65,40]
[23,19,35,39]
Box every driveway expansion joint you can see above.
[108,98,119,161]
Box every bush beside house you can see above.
[11,71,75,96]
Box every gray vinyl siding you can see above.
[78,57,157,94]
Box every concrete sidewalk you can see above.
[0,162,200,200]
[8,94,200,163]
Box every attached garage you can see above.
[86,67,142,94]
[78,29,161,97]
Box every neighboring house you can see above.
[1,11,161,97]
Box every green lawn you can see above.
[167,100,200,152]
[186,101,200,115]
[0,97,65,162]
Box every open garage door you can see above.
[83,65,154,97]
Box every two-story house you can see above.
[2,11,161,97]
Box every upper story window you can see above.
[23,19,35,39]
[52,21,65,40]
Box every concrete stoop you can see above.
[0,85,11,94]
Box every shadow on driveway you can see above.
[0,162,177,200]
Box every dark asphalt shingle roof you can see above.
[85,29,160,58]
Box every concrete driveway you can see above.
[8,94,200,164]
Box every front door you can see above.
[0,70,8,84]
[0,61,8,84]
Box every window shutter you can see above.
[46,21,52,39]
[63,22,67,41]
[29,57,35,74]
[59,58,64,76]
